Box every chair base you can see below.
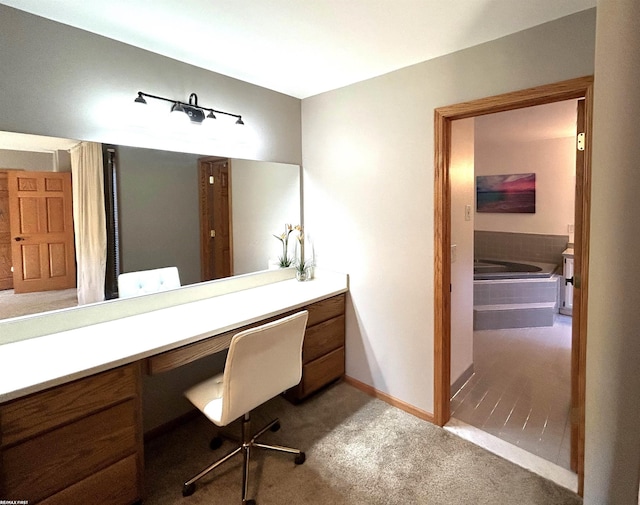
[182,413,305,504]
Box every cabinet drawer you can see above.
[0,364,139,447]
[306,294,345,327]
[1,400,138,503]
[301,346,345,397]
[39,454,140,505]
[303,315,345,364]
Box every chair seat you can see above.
[185,373,224,426]
[181,311,309,503]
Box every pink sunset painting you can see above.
[476,173,536,213]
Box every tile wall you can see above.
[474,231,569,266]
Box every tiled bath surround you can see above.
[474,277,560,330]
[475,231,569,266]
[473,231,567,330]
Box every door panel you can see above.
[8,171,76,293]
[47,197,66,232]
[22,244,42,280]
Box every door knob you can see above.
[14,237,24,241]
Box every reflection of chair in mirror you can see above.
[182,311,309,504]
[117,266,181,298]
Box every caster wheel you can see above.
[294,452,306,465]
[182,483,196,497]
[209,436,223,450]
[270,421,281,432]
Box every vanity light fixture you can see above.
[134,91,245,126]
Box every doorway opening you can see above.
[433,76,593,495]
[451,100,577,469]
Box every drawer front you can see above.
[306,294,345,327]
[39,454,140,505]
[147,330,234,375]
[0,363,139,447]
[303,315,345,364]
[301,346,345,397]
[1,400,138,503]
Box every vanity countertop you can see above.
[0,270,348,403]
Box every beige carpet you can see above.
[0,288,77,320]
[144,381,582,505]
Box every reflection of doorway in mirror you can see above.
[199,158,232,281]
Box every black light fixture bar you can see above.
[135,91,244,125]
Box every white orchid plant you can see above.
[273,224,311,274]
[273,223,295,267]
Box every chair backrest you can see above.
[220,310,309,425]
[118,266,181,298]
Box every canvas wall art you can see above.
[476,173,536,213]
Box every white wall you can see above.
[302,9,596,414]
[585,0,640,502]
[450,118,475,387]
[474,134,576,237]
[231,160,301,274]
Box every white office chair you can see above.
[117,266,181,298]
[182,310,309,504]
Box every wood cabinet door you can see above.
[8,171,76,293]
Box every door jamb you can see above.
[433,76,593,495]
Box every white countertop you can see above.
[0,271,348,403]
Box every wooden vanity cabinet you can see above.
[285,293,346,402]
[0,363,143,505]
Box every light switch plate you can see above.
[465,205,472,221]
[451,244,457,263]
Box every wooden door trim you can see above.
[0,170,15,290]
[433,75,593,494]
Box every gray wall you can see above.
[0,5,301,165]
[117,146,201,285]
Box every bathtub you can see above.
[473,259,558,280]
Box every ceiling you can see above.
[1,0,595,99]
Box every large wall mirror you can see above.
[0,131,301,322]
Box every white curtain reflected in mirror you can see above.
[70,141,107,305]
